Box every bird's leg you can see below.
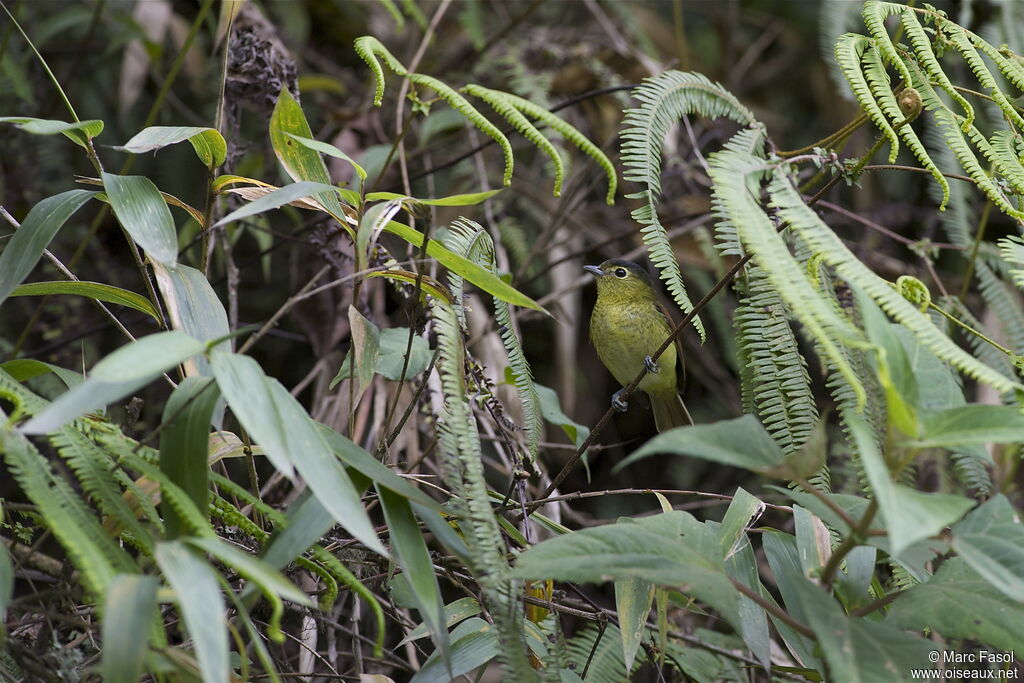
[644,355,659,373]
[611,389,629,412]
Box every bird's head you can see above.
[583,259,658,302]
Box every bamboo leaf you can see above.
[102,172,178,265]
[101,575,158,683]
[21,331,205,434]
[115,126,227,167]
[0,189,97,306]
[9,280,159,320]
[154,542,229,683]
[0,116,103,148]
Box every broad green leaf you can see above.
[9,280,159,320]
[616,414,784,474]
[375,327,433,380]
[0,116,103,147]
[186,537,311,607]
[885,557,1024,651]
[365,189,502,206]
[151,262,231,377]
[257,490,334,572]
[615,576,653,671]
[845,408,973,557]
[719,525,771,670]
[788,576,934,681]
[285,133,366,180]
[101,575,158,683]
[210,351,385,555]
[154,541,229,683]
[0,189,96,306]
[0,359,81,388]
[210,352,296,479]
[102,172,178,265]
[269,87,351,226]
[834,545,876,612]
[513,511,742,633]
[159,377,220,538]
[535,382,590,451]
[357,200,403,272]
[384,220,545,311]
[793,505,831,575]
[318,424,441,510]
[718,487,764,559]
[344,306,380,404]
[950,495,1024,602]
[115,126,226,166]
[212,181,344,228]
[760,531,821,670]
[21,331,205,434]
[909,405,1024,449]
[333,327,434,383]
[401,597,481,644]
[378,487,448,662]
[410,618,499,683]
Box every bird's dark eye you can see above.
[614,268,628,278]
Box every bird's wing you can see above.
[656,299,686,394]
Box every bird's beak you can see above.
[583,265,604,277]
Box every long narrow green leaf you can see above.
[115,126,226,167]
[0,189,96,306]
[210,351,386,555]
[185,537,311,607]
[101,575,158,683]
[0,116,104,147]
[102,172,178,265]
[285,133,366,180]
[21,331,205,434]
[269,87,351,227]
[9,280,159,320]
[151,262,231,377]
[159,377,220,538]
[212,181,344,228]
[378,487,448,663]
[384,220,544,312]
[154,541,229,683]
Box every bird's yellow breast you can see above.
[589,298,677,397]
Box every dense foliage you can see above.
[1,1,1023,681]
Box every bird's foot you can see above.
[644,355,659,373]
[611,389,629,413]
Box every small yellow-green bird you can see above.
[584,259,693,431]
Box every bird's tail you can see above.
[651,393,693,432]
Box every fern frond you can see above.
[734,266,818,455]
[409,74,514,186]
[708,145,868,408]
[836,34,900,163]
[859,46,949,205]
[950,449,994,496]
[899,8,974,126]
[431,296,533,676]
[911,64,1023,219]
[964,30,1024,92]
[496,90,617,204]
[621,71,759,342]
[998,235,1024,290]
[51,428,156,553]
[769,172,1024,395]
[565,623,630,682]
[946,31,1024,132]
[444,219,543,463]
[353,36,408,106]
[990,131,1024,198]
[462,84,564,197]
[861,1,915,85]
